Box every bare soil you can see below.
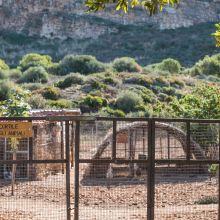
[0,171,218,220]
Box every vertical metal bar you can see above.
[61,122,64,174]
[112,120,117,160]
[147,119,156,220]
[28,119,33,179]
[186,121,191,161]
[74,120,80,220]
[28,120,33,161]
[167,133,170,167]
[218,123,220,220]
[65,121,71,220]
[71,121,74,168]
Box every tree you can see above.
[0,91,30,196]
[86,0,179,14]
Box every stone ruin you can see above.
[0,109,80,180]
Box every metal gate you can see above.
[0,116,220,220]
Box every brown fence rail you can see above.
[0,116,219,220]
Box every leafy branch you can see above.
[85,0,179,14]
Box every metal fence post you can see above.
[218,123,220,220]
[74,120,80,220]
[147,119,156,220]
[186,121,191,161]
[65,121,71,220]
[112,120,117,160]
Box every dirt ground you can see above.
[0,170,218,220]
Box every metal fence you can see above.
[0,116,220,220]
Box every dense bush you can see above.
[0,59,9,70]
[190,54,220,76]
[153,76,169,87]
[102,107,125,117]
[112,57,142,72]
[27,94,47,109]
[158,58,181,73]
[18,66,48,83]
[123,75,152,88]
[47,99,72,108]
[58,55,105,75]
[0,70,7,79]
[115,90,143,113]
[41,86,61,100]
[22,83,43,91]
[8,69,22,80]
[56,73,85,89]
[19,53,53,71]
[82,95,107,110]
[0,81,13,101]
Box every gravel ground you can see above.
[0,172,218,220]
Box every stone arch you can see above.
[84,122,208,178]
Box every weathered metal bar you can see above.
[0,159,66,164]
[74,120,80,220]
[96,117,150,121]
[186,121,191,161]
[47,116,95,122]
[218,123,220,220]
[71,121,74,168]
[77,158,220,164]
[61,122,65,174]
[65,121,71,220]
[147,119,156,220]
[112,120,117,160]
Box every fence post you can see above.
[112,120,117,160]
[65,121,71,220]
[147,119,156,220]
[186,121,191,161]
[74,120,80,220]
[218,123,220,220]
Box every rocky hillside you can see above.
[0,0,220,65]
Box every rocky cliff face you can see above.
[0,0,220,66]
[0,0,220,39]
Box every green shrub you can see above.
[91,81,107,90]
[162,87,176,96]
[47,99,72,108]
[102,107,125,117]
[82,95,107,110]
[18,66,48,83]
[123,75,152,88]
[0,81,13,101]
[190,54,220,76]
[158,58,181,73]
[115,90,143,113]
[112,57,142,72]
[0,59,9,70]
[0,70,7,79]
[8,69,22,80]
[58,55,105,75]
[22,83,43,91]
[56,73,85,89]
[170,78,185,89]
[153,76,169,87]
[27,94,47,109]
[41,86,61,100]
[195,196,218,205]
[103,77,120,86]
[19,53,53,71]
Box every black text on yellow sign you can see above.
[0,122,32,138]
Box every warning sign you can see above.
[0,122,32,138]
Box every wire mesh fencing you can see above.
[0,117,220,220]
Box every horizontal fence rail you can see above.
[0,116,219,220]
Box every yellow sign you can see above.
[0,122,32,138]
